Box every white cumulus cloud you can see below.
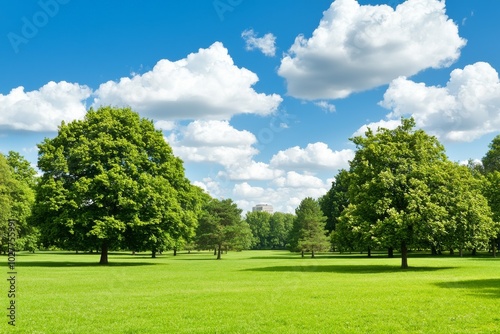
[94,42,282,120]
[274,171,328,188]
[0,81,91,131]
[352,119,402,137]
[380,62,500,141]
[241,29,277,57]
[168,120,258,167]
[278,0,466,99]
[270,142,354,170]
[221,161,284,181]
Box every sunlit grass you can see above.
[3,250,499,333]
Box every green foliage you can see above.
[319,169,350,234]
[426,162,495,255]
[289,197,330,257]
[245,211,272,249]
[341,118,495,268]
[195,198,250,259]
[483,171,500,252]
[482,134,500,173]
[0,152,37,253]
[269,212,295,249]
[33,106,198,263]
[245,211,295,249]
[6,150,38,188]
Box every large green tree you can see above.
[343,118,495,268]
[289,197,330,258]
[424,162,495,256]
[484,172,500,256]
[0,152,36,253]
[195,198,248,259]
[481,135,500,256]
[33,106,197,264]
[6,151,39,252]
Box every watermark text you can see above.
[7,220,16,327]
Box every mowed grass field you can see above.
[4,250,500,334]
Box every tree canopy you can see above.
[33,106,199,264]
[339,118,495,268]
[319,169,350,234]
[482,134,500,174]
[195,198,250,259]
[289,197,330,258]
[245,211,272,249]
[0,152,37,253]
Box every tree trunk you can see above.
[492,239,497,258]
[214,248,217,256]
[431,245,437,256]
[173,248,177,256]
[301,250,304,258]
[388,247,394,258]
[152,250,156,258]
[99,242,108,265]
[471,248,477,256]
[449,249,454,256]
[311,250,315,258]
[401,241,408,269]
[459,248,463,257]
[217,244,222,260]
[367,247,371,258]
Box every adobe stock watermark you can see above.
[7,220,17,327]
[7,0,71,54]
[254,112,295,152]
[213,0,243,21]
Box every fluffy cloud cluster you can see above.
[241,29,277,57]
[94,42,282,120]
[270,142,354,170]
[0,43,282,132]
[169,122,351,212]
[0,81,91,131]
[380,62,500,141]
[278,0,466,99]
[168,120,258,167]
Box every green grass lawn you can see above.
[3,250,499,333]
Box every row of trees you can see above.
[244,211,294,249]
[2,107,499,268]
[319,118,500,268]
[1,107,306,263]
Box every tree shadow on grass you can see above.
[244,264,455,274]
[249,256,305,260]
[17,261,160,268]
[435,279,500,299]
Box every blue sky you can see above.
[1,0,499,213]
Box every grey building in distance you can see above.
[252,204,273,213]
